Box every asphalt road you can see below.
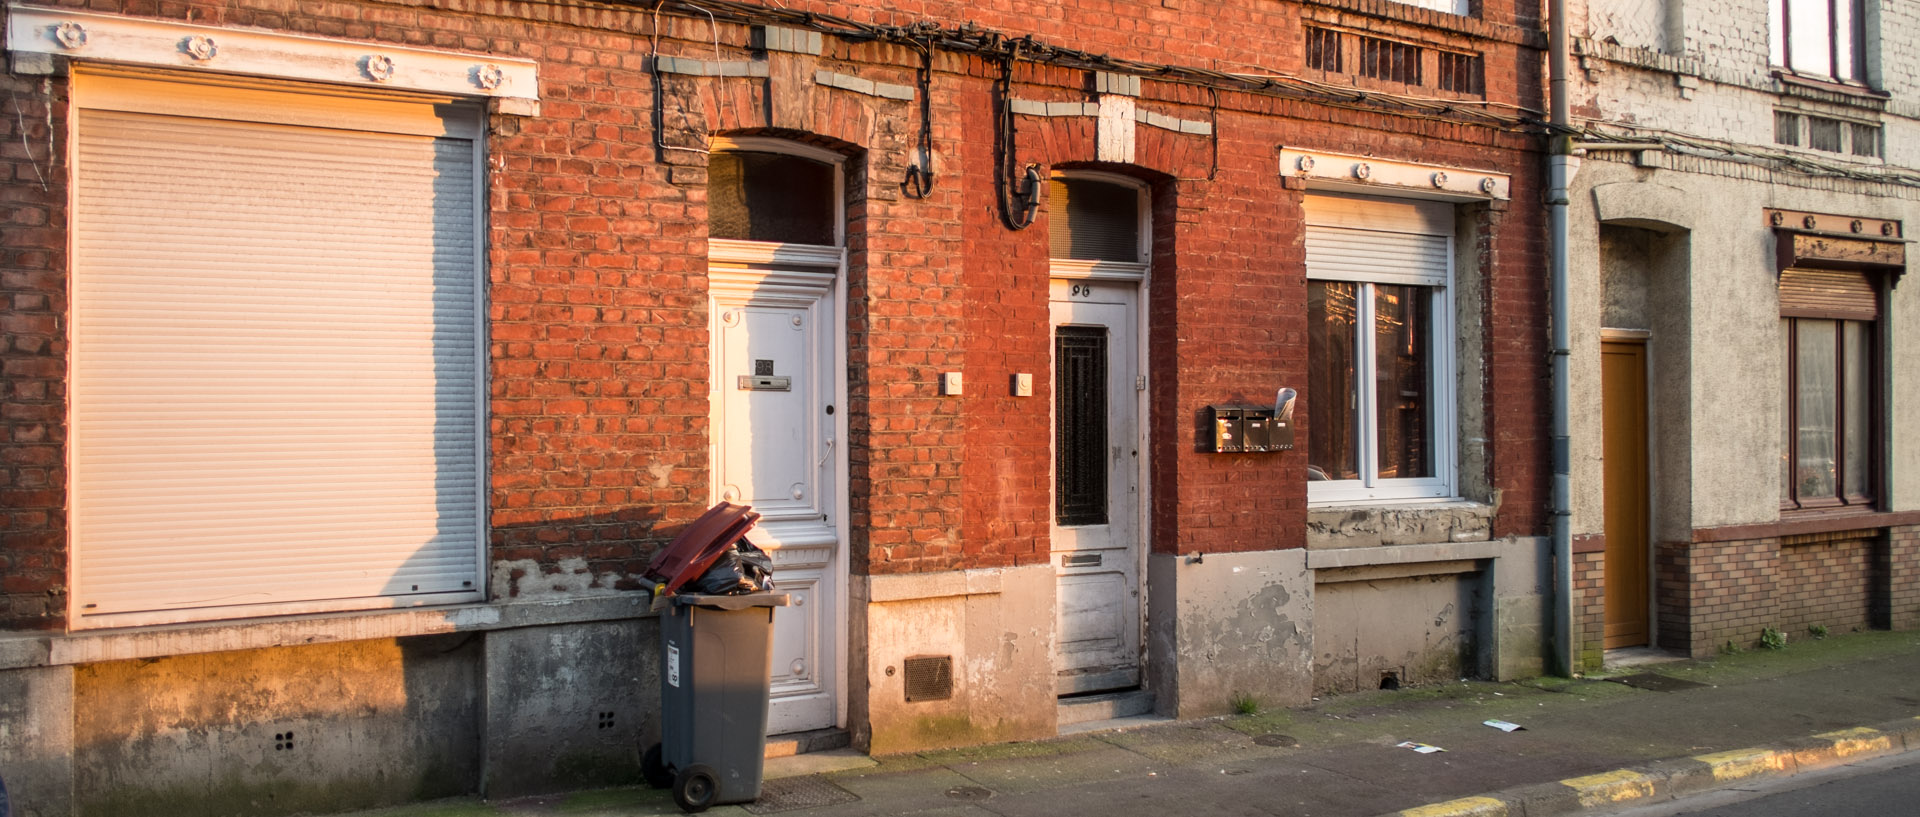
[1600,750,1920,817]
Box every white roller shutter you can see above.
[71,73,485,627]
[1303,194,1453,286]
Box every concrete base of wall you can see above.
[859,564,1057,755]
[1307,537,1548,693]
[0,665,74,817]
[0,597,665,817]
[481,619,655,797]
[1146,549,1314,718]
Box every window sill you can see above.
[1306,499,1494,549]
[0,593,653,671]
[1692,509,1920,544]
[1774,71,1889,111]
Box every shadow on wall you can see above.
[66,506,683,817]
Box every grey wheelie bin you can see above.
[643,591,790,813]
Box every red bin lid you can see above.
[644,501,760,598]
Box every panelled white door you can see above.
[710,266,841,734]
[1049,280,1144,694]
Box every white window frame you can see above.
[1305,196,1457,506]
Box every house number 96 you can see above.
[1069,284,1093,298]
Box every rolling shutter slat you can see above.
[1779,267,1879,320]
[73,98,483,623]
[1303,194,1453,287]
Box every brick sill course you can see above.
[1691,509,1920,544]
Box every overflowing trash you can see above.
[685,539,775,596]
[639,502,790,813]
[643,501,773,606]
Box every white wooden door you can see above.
[710,268,841,734]
[1050,280,1143,694]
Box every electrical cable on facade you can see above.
[596,0,1550,132]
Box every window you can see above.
[1775,110,1802,146]
[1770,0,1865,82]
[1850,122,1880,157]
[1435,51,1483,94]
[1304,28,1483,97]
[1305,195,1455,503]
[1773,112,1881,157]
[1779,268,1879,511]
[709,151,838,244]
[1358,35,1423,85]
[1306,26,1343,73]
[1049,177,1145,265]
[70,73,486,626]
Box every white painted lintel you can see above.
[1281,147,1510,201]
[6,5,538,101]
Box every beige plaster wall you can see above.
[858,565,1057,755]
[1568,161,1920,534]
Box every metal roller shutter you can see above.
[1778,267,1879,320]
[1303,194,1452,285]
[71,74,485,626]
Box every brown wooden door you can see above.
[1601,341,1650,648]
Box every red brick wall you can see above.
[0,0,1550,628]
[1776,532,1874,638]
[0,69,67,629]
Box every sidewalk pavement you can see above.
[340,630,1920,817]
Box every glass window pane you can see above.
[1843,321,1870,498]
[1049,179,1140,262]
[1769,0,1787,66]
[1834,0,1856,80]
[1055,326,1109,525]
[1795,319,1838,499]
[1781,321,1793,503]
[1308,281,1359,482]
[708,151,837,244]
[1786,0,1833,75]
[1373,284,1432,479]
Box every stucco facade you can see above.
[1565,0,1920,666]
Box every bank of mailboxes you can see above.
[1207,403,1293,453]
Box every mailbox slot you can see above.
[738,375,792,391]
[1205,403,1293,453]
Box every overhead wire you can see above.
[599,0,1548,132]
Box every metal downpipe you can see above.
[1547,0,1576,677]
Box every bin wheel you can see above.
[673,764,719,813]
[641,743,672,789]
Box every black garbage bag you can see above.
[686,538,775,595]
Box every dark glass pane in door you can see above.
[1056,326,1108,526]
